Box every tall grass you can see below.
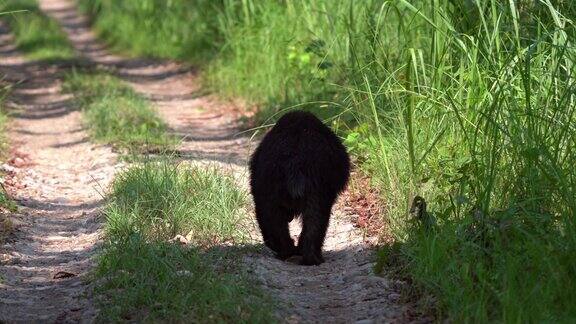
[357,2,576,321]
[97,160,273,322]
[80,0,576,321]
[0,0,74,61]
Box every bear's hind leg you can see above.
[255,203,297,260]
[298,201,332,266]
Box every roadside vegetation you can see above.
[0,83,16,241]
[0,85,10,163]
[63,71,174,154]
[0,0,74,61]
[96,160,272,322]
[80,0,576,321]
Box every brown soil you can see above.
[0,0,422,322]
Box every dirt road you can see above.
[0,22,117,322]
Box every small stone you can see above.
[176,270,192,276]
[11,157,26,168]
[387,293,401,302]
[355,320,374,324]
[170,234,188,245]
[1,163,16,173]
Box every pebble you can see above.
[12,157,26,168]
[388,293,401,302]
[170,234,189,245]
[1,163,16,173]
[355,320,374,324]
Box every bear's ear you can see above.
[286,170,307,199]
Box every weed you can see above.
[95,236,273,323]
[77,0,221,64]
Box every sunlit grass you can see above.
[77,0,220,63]
[0,0,74,61]
[62,70,175,154]
[106,161,247,244]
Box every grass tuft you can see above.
[63,70,174,153]
[0,0,74,61]
[96,160,272,322]
[95,237,273,323]
[77,0,221,64]
[106,161,247,244]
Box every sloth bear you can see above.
[249,111,350,265]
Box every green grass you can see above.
[0,83,16,240]
[62,70,174,153]
[77,0,221,64]
[80,0,576,321]
[0,84,10,160]
[96,160,273,322]
[96,237,273,323]
[0,0,74,61]
[106,161,247,244]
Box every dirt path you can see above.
[39,0,251,171]
[6,0,414,322]
[0,24,119,322]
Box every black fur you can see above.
[249,111,350,265]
